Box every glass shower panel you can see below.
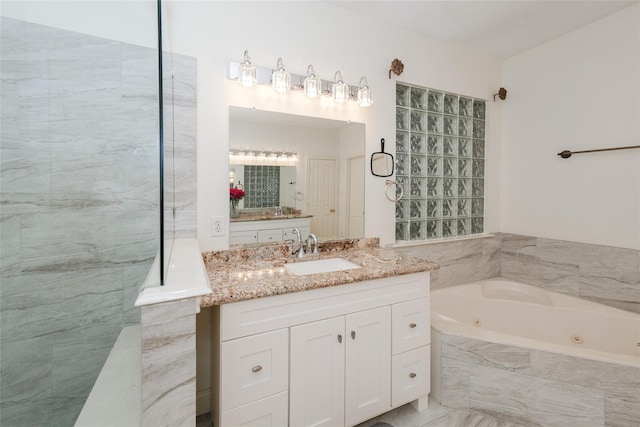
[0,7,159,426]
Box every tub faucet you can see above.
[291,228,305,258]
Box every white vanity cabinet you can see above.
[211,272,430,427]
[229,217,311,245]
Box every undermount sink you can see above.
[284,258,361,276]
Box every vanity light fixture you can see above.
[229,52,372,107]
[332,71,348,103]
[303,65,321,98]
[356,76,373,107]
[271,57,291,94]
[237,50,257,88]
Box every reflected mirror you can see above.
[229,107,366,240]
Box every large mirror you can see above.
[229,106,366,240]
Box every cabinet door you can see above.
[345,306,391,426]
[290,317,345,427]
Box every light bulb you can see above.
[357,76,373,107]
[237,50,257,88]
[271,57,291,94]
[304,64,321,98]
[332,71,348,103]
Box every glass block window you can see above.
[395,83,485,241]
[244,165,280,208]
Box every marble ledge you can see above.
[75,325,141,427]
[200,237,439,306]
[135,238,212,307]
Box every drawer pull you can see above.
[409,323,417,328]
[351,331,356,340]
[338,334,343,343]
[251,365,263,373]
[409,372,417,378]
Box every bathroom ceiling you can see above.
[326,1,639,57]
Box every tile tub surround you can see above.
[0,17,197,426]
[431,330,640,427]
[393,233,639,313]
[201,238,439,306]
[501,233,640,314]
[393,235,501,290]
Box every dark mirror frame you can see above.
[371,138,394,177]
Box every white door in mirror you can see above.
[285,258,360,276]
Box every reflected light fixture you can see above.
[356,76,373,107]
[230,149,298,166]
[303,65,321,98]
[332,71,348,103]
[237,50,257,88]
[271,57,291,93]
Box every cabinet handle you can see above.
[337,334,342,343]
[351,331,356,340]
[409,323,417,328]
[252,365,262,373]
[409,372,417,378]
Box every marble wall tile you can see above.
[0,268,123,342]
[123,262,148,325]
[469,366,605,427]
[605,392,640,427]
[142,298,197,427]
[435,331,639,425]
[500,233,640,313]
[0,396,82,427]
[0,335,53,403]
[51,323,122,399]
[175,208,197,238]
[49,151,159,211]
[18,210,156,274]
[527,351,640,399]
[0,149,52,216]
[0,214,22,278]
[0,16,195,426]
[394,235,501,289]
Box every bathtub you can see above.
[430,278,640,426]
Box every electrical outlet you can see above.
[211,216,225,236]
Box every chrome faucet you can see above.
[291,228,305,258]
[307,233,318,255]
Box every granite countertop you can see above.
[200,238,439,306]
[230,213,313,222]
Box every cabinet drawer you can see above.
[230,230,258,245]
[391,346,429,407]
[391,297,429,354]
[221,329,288,410]
[221,391,288,427]
[257,229,283,243]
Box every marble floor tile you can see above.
[354,397,530,427]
